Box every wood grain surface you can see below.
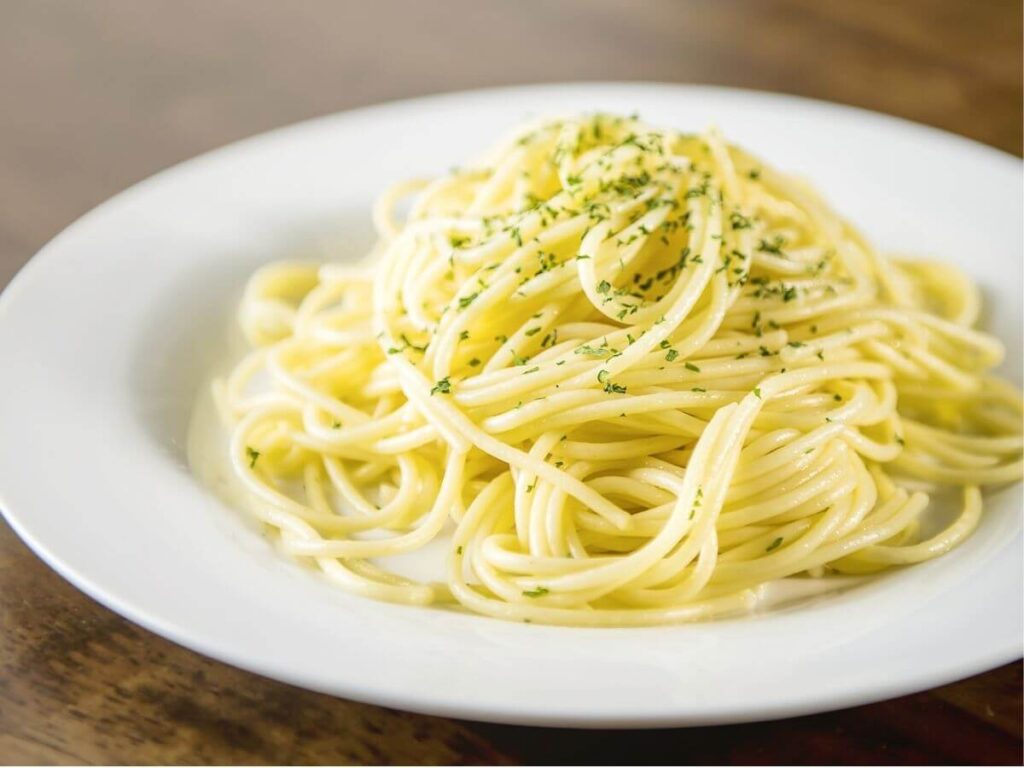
[0,1,1021,764]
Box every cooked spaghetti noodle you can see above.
[213,114,1023,626]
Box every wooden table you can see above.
[1,1,1021,763]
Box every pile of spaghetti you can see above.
[215,114,1022,626]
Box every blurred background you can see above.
[1,0,1021,764]
[2,0,1021,288]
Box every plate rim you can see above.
[1,81,1021,728]
[3,80,1020,308]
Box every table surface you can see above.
[1,0,1021,764]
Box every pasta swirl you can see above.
[213,114,1023,626]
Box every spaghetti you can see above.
[214,114,1023,626]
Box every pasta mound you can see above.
[215,114,1023,626]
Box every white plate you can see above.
[0,84,1020,728]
